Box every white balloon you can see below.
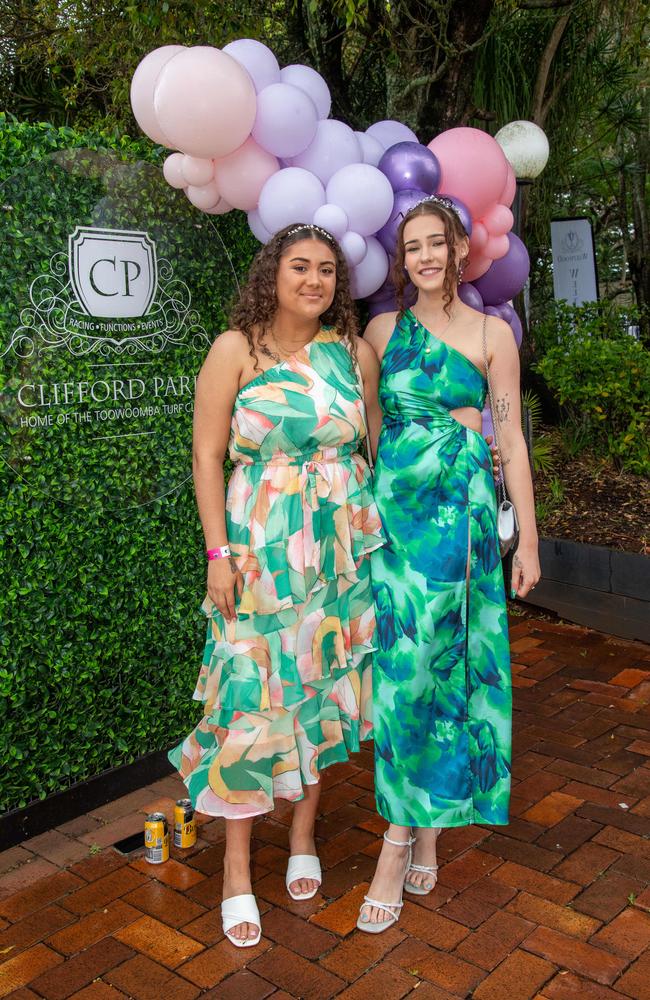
[340,231,367,267]
[355,131,384,166]
[350,236,389,298]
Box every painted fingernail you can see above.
[425,882,432,889]
[361,913,369,921]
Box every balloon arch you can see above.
[130,38,533,437]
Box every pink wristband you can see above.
[206,545,231,560]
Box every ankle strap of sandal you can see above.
[383,832,415,848]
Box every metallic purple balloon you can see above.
[457,282,483,312]
[376,187,426,254]
[473,234,530,306]
[378,142,441,195]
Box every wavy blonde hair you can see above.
[230,224,359,371]
[392,202,468,319]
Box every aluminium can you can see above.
[174,799,196,849]
[144,812,169,864]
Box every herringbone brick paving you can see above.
[1,615,649,999]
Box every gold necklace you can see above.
[260,328,317,363]
[412,307,456,354]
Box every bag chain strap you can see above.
[482,315,507,505]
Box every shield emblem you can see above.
[69,227,157,319]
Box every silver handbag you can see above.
[483,318,520,557]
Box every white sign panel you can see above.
[550,218,598,305]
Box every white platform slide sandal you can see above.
[221,893,261,947]
[357,832,415,934]
[286,854,322,900]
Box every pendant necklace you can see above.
[413,307,456,353]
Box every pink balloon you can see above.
[181,156,214,187]
[205,197,233,216]
[130,45,184,146]
[464,254,493,282]
[340,232,367,267]
[482,204,514,237]
[280,64,331,119]
[355,131,384,166]
[313,204,348,239]
[427,127,509,220]
[222,38,280,93]
[257,167,325,233]
[350,237,389,299]
[290,120,361,185]
[154,47,256,158]
[162,152,186,189]
[484,234,510,260]
[252,83,318,158]
[470,221,489,254]
[326,163,394,237]
[248,208,272,242]
[186,181,221,210]
[500,164,517,207]
[366,120,418,149]
[213,137,279,211]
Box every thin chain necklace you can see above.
[259,327,317,364]
[411,306,456,354]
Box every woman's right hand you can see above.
[207,557,244,623]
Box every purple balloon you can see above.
[484,302,523,349]
[481,402,494,442]
[443,195,473,238]
[473,233,530,306]
[458,282,484,312]
[484,306,503,319]
[497,302,515,323]
[378,142,441,195]
[376,187,426,254]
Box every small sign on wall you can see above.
[550,217,599,305]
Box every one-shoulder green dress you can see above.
[371,309,511,828]
[170,328,384,818]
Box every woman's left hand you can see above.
[485,435,500,480]
[510,544,541,600]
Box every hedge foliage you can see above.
[0,116,257,811]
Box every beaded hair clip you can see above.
[284,223,336,242]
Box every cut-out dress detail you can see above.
[371,310,511,828]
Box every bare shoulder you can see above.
[363,310,398,360]
[484,313,517,351]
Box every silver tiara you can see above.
[409,195,465,227]
[284,223,336,242]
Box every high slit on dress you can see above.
[371,309,511,828]
[169,328,385,818]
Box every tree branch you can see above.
[530,13,570,123]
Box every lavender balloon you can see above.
[378,142,441,195]
[473,234,530,306]
[457,282,484,312]
[482,402,495,442]
[376,187,426,254]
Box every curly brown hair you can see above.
[230,224,359,371]
[392,202,468,320]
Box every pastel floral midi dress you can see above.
[371,310,512,829]
[169,328,384,818]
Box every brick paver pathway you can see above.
[1,615,649,999]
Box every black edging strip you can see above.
[0,748,175,852]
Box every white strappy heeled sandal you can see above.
[404,827,441,896]
[357,831,415,934]
[221,893,261,948]
[286,854,322,900]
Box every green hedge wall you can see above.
[0,117,257,811]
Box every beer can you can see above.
[144,812,169,864]
[174,798,196,849]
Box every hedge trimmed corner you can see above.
[0,116,258,813]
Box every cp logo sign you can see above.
[69,227,157,318]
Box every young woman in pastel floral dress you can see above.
[358,198,540,932]
[169,224,385,946]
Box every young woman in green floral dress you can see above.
[358,198,540,932]
[169,224,384,946]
